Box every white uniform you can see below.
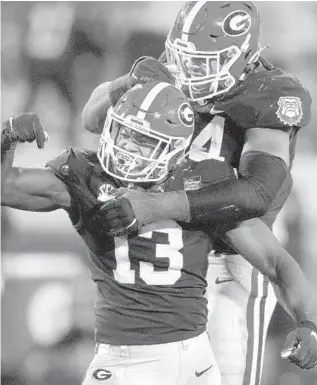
[82,332,221,385]
[206,254,277,385]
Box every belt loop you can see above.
[182,339,189,350]
[120,345,129,357]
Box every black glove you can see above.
[2,113,47,149]
[100,196,139,237]
[130,56,175,85]
[281,321,317,369]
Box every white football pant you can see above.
[82,331,221,385]
[206,254,277,385]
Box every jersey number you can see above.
[189,116,225,162]
[113,228,183,286]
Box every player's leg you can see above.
[206,254,277,385]
[180,332,222,385]
[82,341,181,385]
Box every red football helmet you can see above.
[98,82,194,183]
[165,1,261,102]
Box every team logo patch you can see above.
[183,175,202,191]
[222,10,251,36]
[97,183,116,202]
[178,103,194,127]
[276,96,303,126]
[92,368,113,381]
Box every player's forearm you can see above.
[82,82,112,134]
[82,74,134,134]
[223,219,317,325]
[126,190,191,225]
[186,151,289,225]
[274,253,317,325]
[126,152,289,229]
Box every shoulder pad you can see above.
[46,146,98,186]
[220,67,312,131]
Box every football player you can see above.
[2,83,317,385]
[1,82,218,385]
[81,2,312,385]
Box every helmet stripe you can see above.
[181,0,209,41]
[137,82,171,120]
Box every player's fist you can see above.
[2,113,47,149]
[281,321,317,369]
[99,196,139,237]
[130,56,175,85]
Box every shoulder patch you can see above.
[220,67,312,131]
[97,182,116,202]
[276,96,303,126]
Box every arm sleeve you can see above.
[186,151,289,226]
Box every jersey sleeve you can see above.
[226,70,312,131]
[45,148,71,181]
[45,147,97,223]
[45,146,95,183]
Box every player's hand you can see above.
[130,56,175,85]
[281,321,317,369]
[2,113,48,149]
[100,193,139,237]
[98,187,151,237]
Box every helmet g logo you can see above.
[223,10,252,37]
[178,103,194,127]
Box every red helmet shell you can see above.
[166,1,261,101]
[114,82,194,138]
[98,82,194,183]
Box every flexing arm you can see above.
[2,166,70,212]
[223,218,316,325]
[1,113,71,212]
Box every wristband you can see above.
[129,190,191,226]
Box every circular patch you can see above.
[222,10,251,37]
[92,369,113,381]
[178,103,194,126]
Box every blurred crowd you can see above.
[1,2,317,385]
